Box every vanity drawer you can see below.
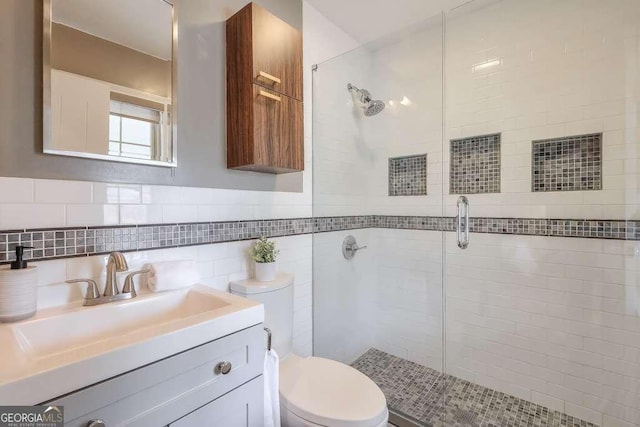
[45,324,264,427]
[169,375,263,427]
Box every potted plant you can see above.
[251,236,279,282]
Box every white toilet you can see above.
[230,273,389,427]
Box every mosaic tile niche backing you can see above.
[450,133,501,195]
[389,154,428,196]
[532,133,602,192]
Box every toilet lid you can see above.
[280,357,388,427]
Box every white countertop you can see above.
[0,285,263,405]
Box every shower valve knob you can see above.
[342,235,367,260]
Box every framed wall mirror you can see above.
[43,0,177,167]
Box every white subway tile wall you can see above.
[313,229,376,363]
[442,1,640,424]
[371,229,444,368]
[311,0,640,425]
[0,176,314,356]
[0,178,313,228]
[446,231,640,426]
[442,0,640,221]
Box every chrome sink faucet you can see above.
[104,251,128,297]
[67,252,149,306]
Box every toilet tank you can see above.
[230,272,294,358]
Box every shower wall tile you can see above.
[449,133,501,194]
[313,229,375,364]
[444,231,640,426]
[309,1,640,425]
[441,3,640,422]
[532,133,602,192]
[388,154,428,196]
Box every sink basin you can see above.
[11,287,230,359]
[0,285,263,405]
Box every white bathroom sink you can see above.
[11,287,230,359]
[0,285,263,405]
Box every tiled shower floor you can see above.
[352,349,598,427]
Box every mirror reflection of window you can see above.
[109,102,159,161]
[45,0,175,167]
[108,93,172,162]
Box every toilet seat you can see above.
[279,356,388,427]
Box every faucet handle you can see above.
[122,269,150,298]
[66,279,100,301]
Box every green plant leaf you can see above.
[250,236,280,263]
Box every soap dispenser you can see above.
[0,245,38,322]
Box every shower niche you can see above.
[226,2,304,174]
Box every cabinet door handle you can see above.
[258,71,281,84]
[215,361,232,375]
[258,90,281,102]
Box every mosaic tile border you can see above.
[0,216,638,263]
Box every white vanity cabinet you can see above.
[44,324,264,427]
[168,377,262,427]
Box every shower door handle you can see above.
[457,196,469,249]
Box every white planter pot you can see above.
[255,262,277,282]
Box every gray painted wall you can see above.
[0,0,303,192]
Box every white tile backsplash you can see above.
[93,183,142,205]
[162,204,199,223]
[0,203,66,229]
[119,204,163,225]
[29,234,312,357]
[66,204,119,227]
[34,179,93,204]
[141,185,182,205]
[0,178,34,203]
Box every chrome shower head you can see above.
[364,100,386,116]
[347,83,385,116]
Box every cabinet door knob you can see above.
[87,420,106,427]
[215,361,232,375]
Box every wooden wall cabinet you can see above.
[226,2,303,174]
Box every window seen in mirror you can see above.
[108,100,164,161]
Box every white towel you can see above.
[144,260,199,292]
[263,349,281,427]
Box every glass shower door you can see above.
[311,13,447,426]
[443,1,640,426]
